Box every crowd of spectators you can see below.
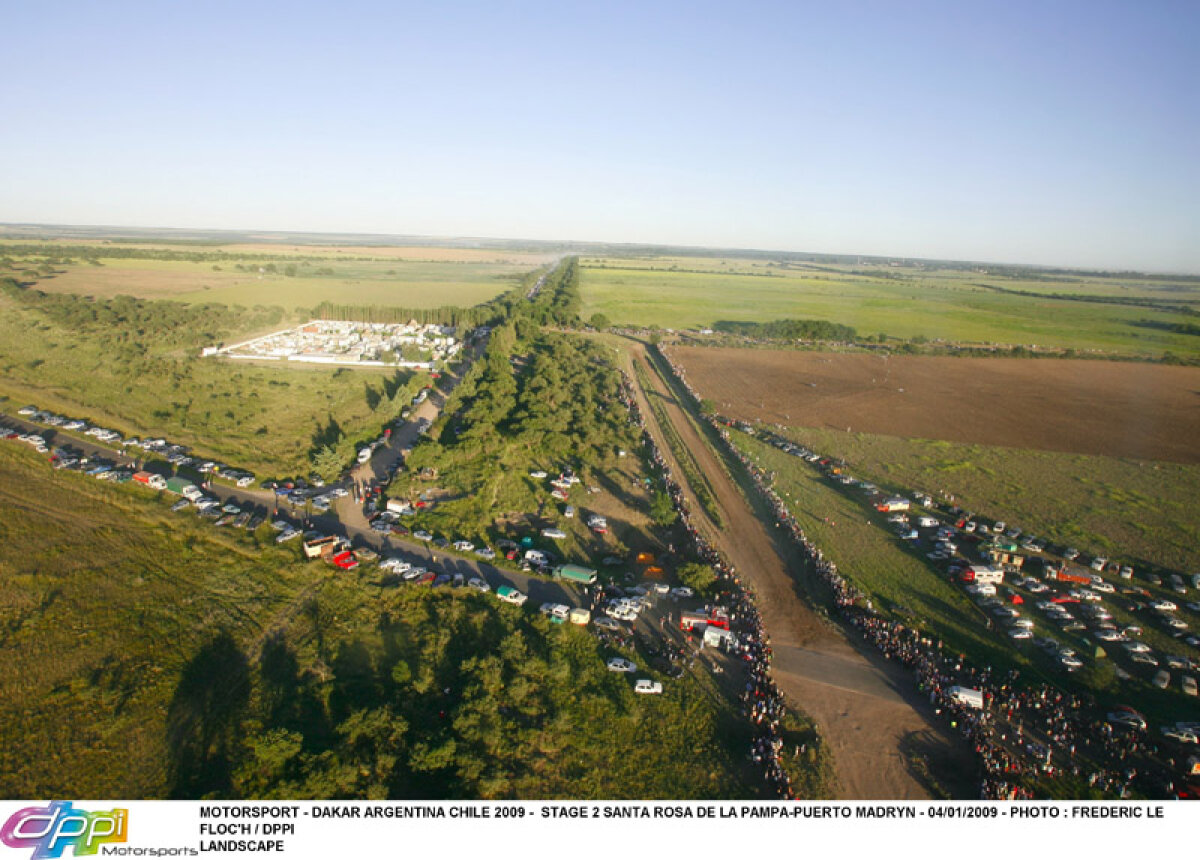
[652,345,1188,800]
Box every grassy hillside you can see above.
[0,444,767,799]
[0,444,321,798]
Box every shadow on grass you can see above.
[166,631,250,798]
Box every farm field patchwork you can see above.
[669,347,1200,464]
[579,258,1200,357]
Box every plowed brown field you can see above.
[669,347,1200,464]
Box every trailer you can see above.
[948,686,985,710]
[303,535,340,559]
[553,563,597,585]
[960,566,1004,585]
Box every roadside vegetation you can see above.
[632,359,722,527]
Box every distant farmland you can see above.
[670,346,1200,464]
[35,258,529,310]
[579,258,1200,357]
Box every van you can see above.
[948,686,985,709]
[181,485,204,502]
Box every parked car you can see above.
[634,679,664,695]
[466,577,490,593]
[1106,708,1147,731]
[606,658,637,673]
[496,585,528,606]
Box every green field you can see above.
[770,426,1200,576]
[731,430,1200,724]
[580,258,1200,357]
[0,285,428,477]
[0,444,782,799]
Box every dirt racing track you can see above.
[622,339,976,799]
[669,347,1200,464]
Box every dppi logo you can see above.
[0,802,127,859]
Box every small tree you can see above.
[699,398,716,416]
[677,562,717,596]
[649,489,676,527]
[588,312,611,330]
[310,444,344,483]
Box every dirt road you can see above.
[622,338,976,799]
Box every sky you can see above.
[1,0,1197,271]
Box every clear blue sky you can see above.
[2,0,1197,271]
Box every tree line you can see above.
[712,318,857,342]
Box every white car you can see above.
[379,558,411,573]
[607,657,637,673]
[1007,628,1033,640]
[670,587,694,599]
[541,528,567,539]
[276,528,302,543]
[1091,581,1115,594]
[474,547,496,559]
[539,603,571,619]
[1122,641,1152,654]
[1150,599,1178,613]
[452,540,475,552]
[467,577,490,593]
[1161,726,1199,744]
[413,530,433,541]
[529,470,548,479]
[496,586,528,606]
[1093,629,1124,643]
[1059,653,1084,670]
[634,679,663,695]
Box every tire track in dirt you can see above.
[624,339,975,799]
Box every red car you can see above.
[330,550,359,570]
